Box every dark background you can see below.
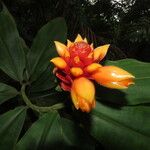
[2,0,150,62]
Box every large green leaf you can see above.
[0,4,26,81]
[90,102,150,150]
[31,91,67,107]
[16,111,94,150]
[0,82,18,105]
[96,59,150,105]
[0,106,26,150]
[27,18,67,82]
[30,65,56,93]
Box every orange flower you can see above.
[50,34,135,112]
[71,77,95,112]
[91,66,135,89]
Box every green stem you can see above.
[21,84,64,113]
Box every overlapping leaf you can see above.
[0,4,26,81]
[0,107,26,150]
[16,111,94,150]
[30,65,56,92]
[0,82,18,105]
[27,18,67,82]
[96,59,150,105]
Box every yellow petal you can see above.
[74,34,83,42]
[91,66,135,89]
[87,52,93,59]
[52,67,58,74]
[93,44,110,62]
[50,57,67,69]
[67,39,73,47]
[74,56,80,63]
[86,63,102,73]
[54,41,70,57]
[84,38,88,43]
[90,43,94,50]
[71,77,95,112]
[71,88,79,109]
[70,67,83,77]
[78,97,91,112]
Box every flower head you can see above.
[50,34,135,112]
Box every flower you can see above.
[71,77,95,112]
[50,34,135,112]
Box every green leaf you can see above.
[16,111,94,150]
[20,37,29,55]
[60,117,94,150]
[27,18,67,82]
[0,106,26,150]
[32,91,67,107]
[0,82,18,105]
[0,4,26,81]
[30,65,56,92]
[90,102,150,150]
[97,59,150,105]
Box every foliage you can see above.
[3,0,150,61]
[0,3,150,150]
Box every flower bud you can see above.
[71,77,95,112]
[91,66,135,89]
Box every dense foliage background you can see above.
[2,0,150,61]
[0,0,150,150]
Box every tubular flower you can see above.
[50,34,135,112]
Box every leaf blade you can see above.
[90,102,150,150]
[0,4,26,81]
[30,65,56,92]
[0,106,26,150]
[0,82,18,105]
[16,111,94,150]
[27,18,67,82]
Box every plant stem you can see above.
[21,84,64,113]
